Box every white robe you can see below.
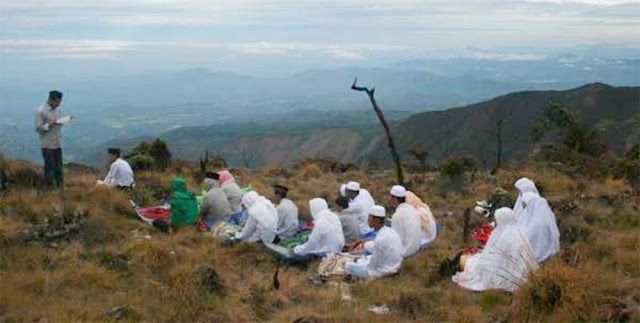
[513,177,539,218]
[345,189,376,235]
[405,191,437,245]
[518,192,560,262]
[344,226,404,279]
[453,208,539,292]
[102,158,134,187]
[294,198,345,255]
[235,194,278,243]
[276,198,299,238]
[391,203,423,257]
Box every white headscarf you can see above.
[310,198,329,221]
[242,191,260,208]
[518,192,560,262]
[513,177,540,217]
[452,207,539,292]
[293,198,345,255]
[309,198,343,236]
[242,191,278,230]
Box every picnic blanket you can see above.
[202,222,241,240]
[278,230,312,249]
[317,253,359,277]
[130,200,170,225]
[263,242,316,263]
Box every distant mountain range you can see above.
[2,56,638,166]
[365,83,640,168]
[78,83,639,169]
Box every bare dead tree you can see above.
[351,77,405,185]
[235,146,257,168]
[493,119,503,174]
[198,150,209,175]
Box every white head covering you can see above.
[340,184,347,197]
[514,177,540,217]
[494,207,517,225]
[346,181,360,191]
[521,191,539,208]
[242,191,260,208]
[390,185,406,198]
[309,198,329,221]
[452,206,539,292]
[518,192,560,262]
[369,205,386,218]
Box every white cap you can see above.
[390,185,406,198]
[340,184,346,197]
[369,205,386,218]
[346,181,360,191]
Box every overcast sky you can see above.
[1,0,639,77]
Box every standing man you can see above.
[34,91,65,186]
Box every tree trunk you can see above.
[493,119,503,174]
[351,78,405,186]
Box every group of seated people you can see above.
[227,180,439,279]
[452,177,561,292]
[96,151,560,291]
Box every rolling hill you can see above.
[365,83,640,168]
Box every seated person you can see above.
[274,184,299,239]
[452,208,539,292]
[405,190,438,246]
[344,205,404,279]
[218,170,244,214]
[169,173,199,226]
[293,198,345,256]
[341,181,375,237]
[96,148,134,190]
[389,185,423,257]
[199,173,232,229]
[234,192,278,243]
[519,192,560,263]
[513,177,540,218]
[335,196,360,244]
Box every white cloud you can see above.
[0,39,400,60]
[325,49,365,60]
[460,50,549,61]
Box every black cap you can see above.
[108,148,120,156]
[274,184,289,193]
[49,90,63,100]
[205,171,220,180]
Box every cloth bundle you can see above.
[317,253,359,277]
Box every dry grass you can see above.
[1,158,639,322]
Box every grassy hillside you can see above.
[79,110,412,168]
[1,157,638,322]
[366,83,640,168]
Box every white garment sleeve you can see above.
[293,222,325,255]
[103,162,120,187]
[35,110,50,133]
[235,214,258,241]
[103,163,116,186]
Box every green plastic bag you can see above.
[170,176,199,226]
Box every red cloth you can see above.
[299,221,314,231]
[138,207,171,220]
[461,222,495,255]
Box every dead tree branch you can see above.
[351,77,405,185]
